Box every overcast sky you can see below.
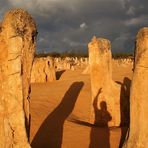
[0,0,148,53]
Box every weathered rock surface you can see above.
[0,9,37,148]
[89,36,121,126]
[31,57,56,83]
[123,27,148,148]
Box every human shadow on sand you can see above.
[31,81,84,148]
[89,90,112,148]
[69,89,112,148]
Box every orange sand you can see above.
[30,64,133,148]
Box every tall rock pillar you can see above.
[0,9,37,148]
[123,27,148,148]
[89,36,120,127]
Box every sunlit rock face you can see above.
[89,36,121,127]
[31,57,56,83]
[0,9,37,148]
[123,27,148,148]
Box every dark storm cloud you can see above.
[0,0,10,19]
[0,0,147,53]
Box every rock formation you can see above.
[0,9,37,148]
[88,36,121,126]
[31,56,89,83]
[54,57,71,70]
[123,27,148,148]
[45,57,56,82]
[54,57,88,71]
[31,57,56,83]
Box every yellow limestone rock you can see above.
[0,9,37,148]
[123,27,148,148]
[89,36,121,127]
[31,57,56,83]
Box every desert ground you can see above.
[30,63,133,148]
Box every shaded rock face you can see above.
[123,27,148,148]
[31,57,56,83]
[89,36,121,126]
[0,9,37,148]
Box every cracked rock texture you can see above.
[0,9,37,148]
[123,27,148,148]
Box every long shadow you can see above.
[56,70,65,80]
[116,77,131,148]
[31,81,84,148]
[68,117,94,127]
